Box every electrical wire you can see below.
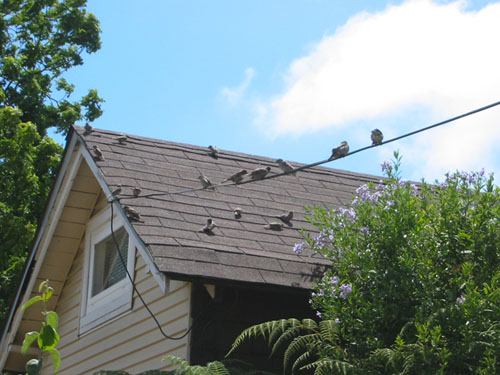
[115,99,500,201]
[109,201,200,340]
[106,99,500,341]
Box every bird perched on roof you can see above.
[264,222,283,231]
[84,122,93,134]
[111,184,122,197]
[200,218,216,234]
[221,169,247,184]
[276,211,293,224]
[124,205,142,221]
[329,141,349,161]
[207,145,219,159]
[276,159,296,175]
[93,145,104,161]
[250,166,271,180]
[371,129,383,145]
[116,134,127,145]
[132,187,142,197]
[199,175,215,190]
[234,207,242,219]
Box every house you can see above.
[0,125,379,374]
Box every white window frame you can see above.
[80,206,136,334]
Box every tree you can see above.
[229,153,500,374]
[0,0,103,331]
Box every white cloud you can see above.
[257,0,500,179]
[221,68,255,105]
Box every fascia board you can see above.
[0,133,80,369]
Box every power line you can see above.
[109,201,205,341]
[106,99,500,342]
[116,99,500,201]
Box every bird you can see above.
[124,205,141,221]
[111,184,122,196]
[116,134,127,144]
[132,187,142,197]
[221,169,247,184]
[234,207,242,218]
[276,211,293,224]
[199,175,215,190]
[329,141,349,161]
[371,129,383,145]
[200,218,216,233]
[84,122,93,134]
[276,159,296,175]
[93,145,104,161]
[207,145,219,159]
[264,222,283,231]
[250,166,271,180]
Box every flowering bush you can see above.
[305,152,500,374]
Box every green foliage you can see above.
[21,280,61,374]
[0,0,104,134]
[94,357,277,375]
[0,0,102,330]
[229,152,500,374]
[227,318,349,375]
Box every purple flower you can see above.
[381,160,391,172]
[293,242,306,254]
[456,295,466,304]
[335,318,341,323]
[339,283,352,299]
[359,227,369,234]
[316,311,322,318]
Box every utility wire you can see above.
[106,99,500,341]
[109,201,199,341]
[116,99,500,201]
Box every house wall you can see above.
[28,166,193,375]
[41,240,191,375]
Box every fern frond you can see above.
[270,325,303,357]
[206,361,230,375]
[291,350,313,375]
[269,318,301,347]
[227,318,312,358]
[302,358,353,375]
[318,320,339,343]
[283,333,320,372]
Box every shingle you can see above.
[74,125,380,289]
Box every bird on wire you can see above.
[371,129,384,145]
[221,169,247,184]
[329,141,349,161]
[250,166,271,180]
[276,159,296,175]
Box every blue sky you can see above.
[55,0,500,182]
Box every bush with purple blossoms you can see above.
[305,152,500,374]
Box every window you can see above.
[80,206,136,334]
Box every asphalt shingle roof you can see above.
[74,125,381,289]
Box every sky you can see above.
[54,0,500,183]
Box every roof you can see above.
[74,125,380,289]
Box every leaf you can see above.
[49,348,61,372]
[39,280,49,293]
[22,331,39,354]
[22,296,43,310]
[42,286,54,301]
[45,311,59,329]
[38,324,59,351]
[206,361,230,375]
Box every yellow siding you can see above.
[42,248,191,375]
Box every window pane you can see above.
[92,227,129,296]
